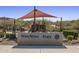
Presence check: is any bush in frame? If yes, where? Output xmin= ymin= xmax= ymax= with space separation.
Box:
xmin=67 ymin=35 xmax=73 ymax=41
xmin=63 ymin=30 xmax=78 ymax=40
xmin=6 ymin=33 xmax=10 ymax=38
xmin=0 ymin=32 xmax=16 ymax=39
xmin=6 ymin=33 xmax=16 ymax=39
xmin=0 ymin=32 xmax=4 ymax=38
xmin=9 ymin=34 xmax=16 ymax=39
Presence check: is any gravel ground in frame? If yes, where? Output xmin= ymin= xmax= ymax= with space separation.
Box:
xmin=0 ymin=40 xmax=17 ymax=45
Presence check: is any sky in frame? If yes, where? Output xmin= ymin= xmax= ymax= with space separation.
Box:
xmin=0 ymin=6 xmax=79 ymax=21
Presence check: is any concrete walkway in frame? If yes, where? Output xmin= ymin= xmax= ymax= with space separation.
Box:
xmin=0 ymin=45 xmax=79 ymax=53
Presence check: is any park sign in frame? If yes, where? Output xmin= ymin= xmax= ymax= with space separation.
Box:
xmin=17 ymin=32 xmax=64 ymax=45
xmin=17 ymin=7 xmax=63 ymax=45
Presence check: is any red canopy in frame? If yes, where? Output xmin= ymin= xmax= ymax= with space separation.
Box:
xmin=19 ymin=9 xmax=57 ymax=19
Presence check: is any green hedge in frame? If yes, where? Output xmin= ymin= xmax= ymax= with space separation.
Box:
xmin=63 ymin=30 xmax=78 ymax=40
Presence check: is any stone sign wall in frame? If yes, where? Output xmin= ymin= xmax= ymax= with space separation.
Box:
xmin=17 ymin=32 xmax=64 ymax=45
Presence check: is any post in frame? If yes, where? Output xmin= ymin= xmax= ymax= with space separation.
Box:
xmin=13 ymin=19 xmax=16 ymax=34
xmin=42 ymin=17 xmax=45 ymax=25
xmin=3 ymin=17 xmax=6 ymax=39
xmin=60 ymin=17 xmax=63 ymax=32
xmin=33 ymin=6 xmax=36 ymax=25
xmin=42 ymin=17 xmax=46 ymax=32
xmin=30 ymin=6 xmax=37 ymax=32
xmin=20 ymin=19 xmax=22 ymax=32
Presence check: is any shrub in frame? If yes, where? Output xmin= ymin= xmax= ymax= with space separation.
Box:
xmin=0 ymin=32 xmax=4 ymax=38
xmin=63 ymin=30 xmax=78 ymax=40
xmin=9 ymin=34 xmax=16 ymax=39
xmin=6 ymin=33 xmax=10 ymax=38
xmin=0 ymin=32 xmax=16 ymax=39
xmin=5 ymin=33 xmax=16 ymax=39
xmin=67 ymin=35 xmax=73 ymax=41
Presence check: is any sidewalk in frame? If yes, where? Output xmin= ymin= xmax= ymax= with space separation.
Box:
xmin=0 ymin=45 xmax=79 ymax=53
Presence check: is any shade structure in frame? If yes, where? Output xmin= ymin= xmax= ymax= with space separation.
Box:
xmin=19 ymin=9 xmax=57 ymax=19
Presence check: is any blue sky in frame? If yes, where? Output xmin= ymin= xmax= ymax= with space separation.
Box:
xmin=0 ymin=6 xmax=79 ymax=21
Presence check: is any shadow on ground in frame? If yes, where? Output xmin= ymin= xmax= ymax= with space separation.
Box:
xmin=13 ymin=44 xmax=66 ymax=49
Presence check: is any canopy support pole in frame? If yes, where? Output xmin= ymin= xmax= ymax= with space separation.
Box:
xmin=33 ymin=6 xmax=36 ymax=25
xmin=42 ymin=17 xmax=44 ymax=25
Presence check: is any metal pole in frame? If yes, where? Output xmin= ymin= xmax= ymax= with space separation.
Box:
xmin=60 ymin=17 xmax=63 ymax=32
xmin=3 ymin=17 xmax=6 ymax=39
xmin=13 ymin=19 xmax=16 ymax=34
xmin=42 ymin=17 xmax=44 ymax=25
xmin=33 ymin=6 xmax=36 ymax=24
